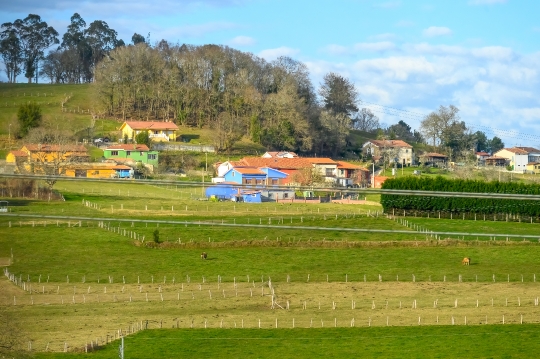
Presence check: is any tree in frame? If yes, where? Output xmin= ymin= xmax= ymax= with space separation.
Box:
xmin=474 ymin=131 xmax=488 ymax=152
xmin=387 ymin=120 xmax=415 ymax=142
xmin=319 ymin=72 xmax=358 ymax=116
xmin=17 ymin=102 xmax=41 ymax=137
xmin=352 ymin=108 xmax=379 ymax=132
xmin=13 ymin=14 xmax=59 ymax=83
xmin=135 ymin=131 xmax=150 ymax=147
xmin=131 ymin=33 xmax=146 ymax=45
xmin=420 ymin=105 xmax=460 ymax=147
xmin=153 ymin=229 xmax=160 ymax=243
xmin=85 ymin=20 xmax=119 ymax=75
xmin=488 ymin=136 xmax=504 ymax=154
xmin=319 ymin=110 xmax=350 ymax=156
xmin=61 ymin=13 xmax=91 ymax=83
xmin=0 ymin=27 xmax=22 ymax=83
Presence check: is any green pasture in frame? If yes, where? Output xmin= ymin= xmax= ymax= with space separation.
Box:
xmin=0 ymin=83 xmax=121 ymax=140
xmin=31 ymin=325 xmax=540 ymax=359
xmin=2 ymin=223 xmax=540 ymax=283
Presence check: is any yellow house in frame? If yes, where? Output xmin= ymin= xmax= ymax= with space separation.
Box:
xmin=65 ymin=164 xmax=133 ymax=178
xmin=526 ymin=162 xmax=540 ymax=174
xmin=120 ymin=121 xmax=179 ymax=142
xmin=18 ymin=144 xmax=89 ymax=162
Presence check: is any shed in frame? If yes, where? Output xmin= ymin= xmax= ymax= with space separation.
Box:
xmin=205 ymin=183 xmax=238 ymax=200
xmin=241 ymin=191 xmax=262 ymax=203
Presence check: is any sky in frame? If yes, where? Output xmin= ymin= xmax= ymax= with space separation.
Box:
xmin=2 ymin=0 xmax=540 ymax=147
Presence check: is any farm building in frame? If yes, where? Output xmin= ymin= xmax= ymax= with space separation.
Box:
xmin=65 ymin=164 xmax=133 ymax=178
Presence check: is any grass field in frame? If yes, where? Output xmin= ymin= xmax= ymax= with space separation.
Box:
xmin=3 ymin=179 xmax=540 ymax=356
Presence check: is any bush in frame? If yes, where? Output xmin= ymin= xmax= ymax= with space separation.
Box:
xmin=17 ymin=102 xmax=42 ymax=137
xmin=153 ymin=229 xmax=160 ymax=243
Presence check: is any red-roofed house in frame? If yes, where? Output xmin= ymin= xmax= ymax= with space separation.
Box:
xmin=103 ymin=144 xmax=159 ymax=168
xmin=494 ymin=147 xmax=530 ymax=172
xmin=476 ymin=151 xmax=490 ymax=165
xmin=120 ymin=121 xmax=179 ymax=142
xmin=335 ymin=161 xmax=370 ymax=187
xmin=362 ymin=139 xmax=413 ymax=166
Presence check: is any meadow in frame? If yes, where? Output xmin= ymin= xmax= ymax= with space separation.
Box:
xmin=2 ymin=178 xmax=540 ymax=357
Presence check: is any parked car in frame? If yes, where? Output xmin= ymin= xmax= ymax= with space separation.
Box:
xmin=94 ymin=138 xmax=103 ymax=144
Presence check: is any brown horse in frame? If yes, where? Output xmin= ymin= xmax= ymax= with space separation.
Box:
xmin=462 ymin=257 xmax=470 ymax=265
xmin=201 ymin=252 xmax=207 ymax=260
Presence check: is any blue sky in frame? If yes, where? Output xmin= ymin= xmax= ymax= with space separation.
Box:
xmin=2 ymin=0 xmax=540 ymax=147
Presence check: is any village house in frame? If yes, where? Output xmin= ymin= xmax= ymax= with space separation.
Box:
xmin=120 ymin=121 xmax=179 ymax=142
xmin=493 ymin=147 xmax=529 ymax=172
xmin=65 ymin=164 xmax=133 ymax=179
xmin=7 ymin=144 xmax=89 ymax=174
xmin=476 ymin=151 xmax=490 ymax=166
xmin=335 ymin=161 xmax=370 ymax=187
xmin=103 ymin=144 xmax=159 ymax=169
xmin=419 ymin=152 xmax=448 ymax=167
xmin=261 ymin=151 xmax=298 ymax=158
xmin=362 ymin=139 xmax=413 ymax=166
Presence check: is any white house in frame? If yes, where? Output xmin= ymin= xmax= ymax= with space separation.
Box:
xmin=493 ymin=147 xmax=529 ymax=172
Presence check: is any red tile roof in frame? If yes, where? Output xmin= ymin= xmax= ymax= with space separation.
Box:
xmin=9 ymin=150 xmax=28 ymax=157
xmin=367 ymin=140 xmax=412 ymax=148
xmin=516 ymin=147 xmax=540 ymax=153
xmin=123 ymin=121 xmax=179 ymax=130
xmin=240 ymin=157 xmax=312 ymax=170
xmin=503 ymin=147 xmax=528 ymax=154
xmin=306 ymin=157 xmax=337 ymax=164
xmin=233 ymin=167 xmax=266 ymax=175
xmin=106 ymin=144 xmax=150 ymax=151
xmin=23 ymin=144 xmax=88 ymax=153
xmin=336 ymin=161 xmax=368 ymax=170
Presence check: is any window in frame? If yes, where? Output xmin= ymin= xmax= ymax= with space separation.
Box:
xmin=325 ymin=168 xmax=333 ymax=176
xmin=271 ymin=179 xmax=278 ymax=185
xmin=140 ymin=151 xmax=144 ymax=156
xmin=126 ymin=151 xmax=131 ymax=156
xmin=232 ymin=172 xmax=235 ymax=177
xmin=283 ymin=193 xmax=289 ymax=198
xmin=111 ymin=151 xmax=118 ymax=156
xmin=148 ymin=154 xmax=156 ymax=160
xmin=256 ymin=179 xmax=263 ymax=185
xmin=251 ymin=194 xmax=257 ymax=197
xmin=92 ymin=171 xmax=99 ymax=175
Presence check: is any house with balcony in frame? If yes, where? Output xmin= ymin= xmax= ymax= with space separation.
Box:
xmin=103 ymin=144 xmax=159 ymax=169
xmin=335 ymin=161 xmax=370 ymax=187
xmin=120 ymin=121 xmax=179 ymax=142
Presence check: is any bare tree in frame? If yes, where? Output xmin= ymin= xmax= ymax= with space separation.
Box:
xmin=353 ymin=108 xmax=379 ymax=132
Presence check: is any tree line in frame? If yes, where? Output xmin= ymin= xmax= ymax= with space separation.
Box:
xmin=94 ymin=41 xmax=380 ymax=154
xmin=2 ymin=13 xmax=506 ymax=159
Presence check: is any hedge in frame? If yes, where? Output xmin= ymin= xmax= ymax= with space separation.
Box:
xmin=381 ymin=176 xmax=540 ymax=216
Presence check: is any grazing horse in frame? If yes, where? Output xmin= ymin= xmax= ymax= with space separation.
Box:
xmin=462 ymin=257 xmax=470 ymax=265
xmin=201 ymin=252 xmax=207 ymax=260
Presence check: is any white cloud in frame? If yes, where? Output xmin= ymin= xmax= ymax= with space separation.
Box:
xmin=321 ymin=42 xmax=396 ymax=56
xmin=471 ymin=46 xmax=514 ymax=61
xmin=423 ymin=26 xmax=452 ymax=37
xmin=354 ymin=41 xmax=396 ymax=52
xmin=468 ymin=0 xmax=507 ymax=5
xmin=258 ymin=47 xmax=300 ymax=61
xmin=228 ymin=36 xmax=255 ymax=47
